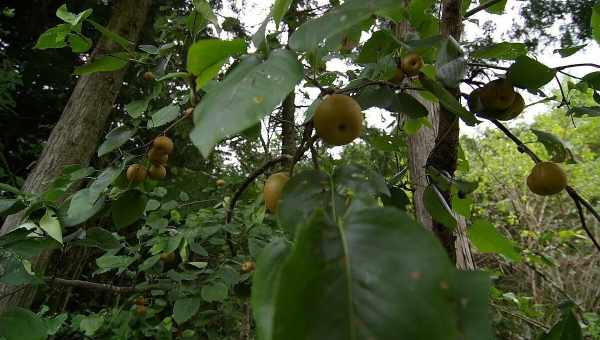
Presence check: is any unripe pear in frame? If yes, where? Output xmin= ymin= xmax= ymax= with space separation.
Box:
xmin=313 ymin=94 xmax=363 ymax=146
xmin=526 ymin=162 xmax=567 ymax=196
xmin=263 ymin=172 xmax=289 ymax=213
xmin=148 ymin=148 xmax=168 ymax=165
xmin=143 ymin=71 xmax=155 ymax=82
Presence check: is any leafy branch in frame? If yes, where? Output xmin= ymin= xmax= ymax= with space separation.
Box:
xmin=490 ymin=119 xmax=600 ymax=253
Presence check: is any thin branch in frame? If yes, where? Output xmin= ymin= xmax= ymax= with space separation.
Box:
xmin=567 ymin=187 xmax=600 ymax=252
xmin=48 ymin=277 xmax=162 ymax=293
xmin=554 ymin=63 xmax=600 ymax=71
xmin=467 ymin=62 xmax=509 ymax=71
xmin=489 ymin=120 xmax=541 ymax=163
xmin=464 ymin=0 xmax=505 ymax=18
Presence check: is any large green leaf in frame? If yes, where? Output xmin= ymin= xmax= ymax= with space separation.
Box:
xmin=97 ymin=126 xmax=135 ymax=156
xmin=147 ymin=104 xmax=180 ymax=128
xmin=256 ymin=207 xmax=493 ymax=340
xmin=0 ymin=199 xmax=25 ymax=217
xmin=56 ymin=4 xmax=92 ymax=26
xmin=96 ymin=254 xmax=136 ymax=269
xmin=0 ymin=307 xmax=48 ymax=340
xmin=252 ymin=238 xmax=290 ymax=340
xmin=125 ymin=98 xmax=151 ymax=118
xmin=193 ymin=0 xmax=220 ymax=32
xmin=74 ymin=53 xmax=129 ymax=75
xmin=173 ymin=297 xmax=202 ymax=324
xmin=423 ymin=184 xmax=457 ymax=230
xmin=201 ymin=282 xmax=228 ymax=302
xmin=507 ymin=56 xmax=556 ymax=90
xmin=190 ymin=49 xmax=303 ymax=157
xmin=419 ymin=75 xmax=479 ymax=125
xmin=272 ymin=0 xmax=294 ymax=28
xmin=471 ymin=42 xmax=527 ymax=60
xmin=483 ymin=0 xmax=507 ymax=14
xmin=531 ymin=129 xmax=577 ymax=164
xmin=289 ymin=0 xmax=400 ymax=51
xmin=34 ymin=24 xmax=71 ymax=49
xmin=111 ymin=190 xmax=148 ymax=229
xmin=468 ymin=219 xmax=521 ymax=262
xmin=592 ymin=3 xmax=600 ymax=45
xmin=87 ymin=19 xmax=133 ymax=52
xmin=355 ymin=30 xmax=400 ymax=64
xmin=186 ymin=39 xmax=246 ymax=89
xmin=39 ymin=209 xmax=62 ymax=244
xmin=569 ymin=106 xmax=600 ymax=117
xmin=74 ymin=227 xmax=121 ymax=250
xmin=354 ymin=85 xmax=429 ymax=118
xmin=538 ymin=308 xmax=582 ymax=340
xmin=63 ymin=189 xmax=106 ymax=227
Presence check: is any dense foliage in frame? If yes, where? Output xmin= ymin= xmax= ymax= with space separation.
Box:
xmin=1 ymin=0 xmax=600 ymax=339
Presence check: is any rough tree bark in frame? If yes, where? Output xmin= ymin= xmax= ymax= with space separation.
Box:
xmin=0 ymin=0 xmax=152 ymax=313
xmin=281 ymin=92 xmax=297 ymax=165
xmin=396 ymin=0 xmax=474 ymax=269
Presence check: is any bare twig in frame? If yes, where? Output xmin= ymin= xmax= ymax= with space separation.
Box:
xmin=467 ymin=62 xmax=509 ymax=71
xmin=47 ymin=277 xmax=162 ymax=293
xmin=554 ymin=63 xmax=600 ymax=71
xmin=567 ymin=187 xmax=600 ymax=252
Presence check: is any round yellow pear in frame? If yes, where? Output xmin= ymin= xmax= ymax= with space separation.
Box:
xmin=313 ymin=94 xmax=363 ymax=146
xmin=263 ymin=172 xmax=290 ymax=213
xmin=401 ymin=53 xmax=424 ymax=76
xmin=148 ymin=164 xmax=167 ymax=180
xmin=526 ymin=162 xmax=567 ymax=196
xmin=479 ymin=78 xmax=516 ymax=111
xmin=126 ymin=164 xmax=147 ymax=183
xmin=152 ymin=136 xmax=174 ymax=155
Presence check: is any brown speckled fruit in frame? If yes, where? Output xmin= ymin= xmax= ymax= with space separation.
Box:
xmin=143 ymin=71 xmax=155 ymax=82
xmin=527 ymin=162 xmax=567 ymax=196
xmin=126 ymin=164 xmax=147 ymax=183
xmin=160 ymin=252 xmax=176 ymax=264
xmin=216 ymin=179 xmax=226 ymax=188
xmin=241 ymin=261 xmax=256 ymax=273
xmin=148 ymin=164 xmax=167 ymax=180
xmin=401 ymin=53 xmax=424 ymax=76
xmin=152 ymin=136 xmax=174 ymax=154
xmin=264 ymin=172 xmax=290 ymax=213
xmin=135 ymin=305 xmax=147 ymax=316
xmin=498 ymin=92 xmax=525 ymax=121
xmin=133 ymin=296 xmax=145 ymax=306
xmin=147 ymin=148 xmax=168 ymax=165
xmin=479 ymin=78 xmax=516 ymax=111
xmin=313 ymin=94 xmax=363 ymax=146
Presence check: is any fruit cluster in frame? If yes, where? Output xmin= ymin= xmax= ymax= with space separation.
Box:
xmin=126 ymin=136 xmax=174 ymax=183
xmin=468 ymin=79 xmax=525 ymax=121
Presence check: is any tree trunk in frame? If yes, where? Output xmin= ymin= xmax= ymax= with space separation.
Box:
xmin=280 ymin=92 xmax=296 ymax=164
xmin=0 ymin=0 xmax=152 ymax=313
xmin=396 ymin=0 xmax=474 ymax=269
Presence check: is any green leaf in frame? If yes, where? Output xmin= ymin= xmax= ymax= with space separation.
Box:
xmin=592 ymin=3 xmax=600 ymax=45
xmin=138 ymin=254 xmax=160 ymax=271
xmin=66 ymin=34 xmax=92 ymax=53
xmin=507 ymin=56 xmax=556 ymax=90
xmin=423 ymin=185 xmax=457 ymax=229
xmin=257 ymin=208 xmax=493 ymax=340
xmin=87 ymin=19 xmax=133 ymax=52
xmin=581 ymin=71 xmax=600 ymax=91
xmin=201 ymin=282 xmax=228 ymax=302
xmin=193 ymin=0 xmax=220 ymax=32
xmin=483 ymin=0 xmax=507 ymax=14
xmin=74 ymin=53 xmax=129 ymax=75
xmin=553 ymin=45 xmax=586 ymax=58
xmin=0 ymin=257 xmax=38 ymax=285
xmin=455 ymin=272 xmax=495 ymax=340
xmin=355 ymin=86 xmax=429 ymax=118
xmin=39 ymin=209 xmax=62 ymax=244
xmin=97 ymin=126 xmax=135 ymax=156
xmin=34 ymin=24 xmax=70 ymax=49
xmin=289 ymin=0 xmax=399 ymax=51
xmin=63 ymin=189 xmax=106 ymax=227
xmin=96 ymin=254 xmax=135 ymax=269
xmin=538 ymin=309 xmax=582 ymax=340
xmin=0 ymin=182 xmax=22 ymax=195
xmin=356 ymin=30 xmax=400 ymax=64
xmin=0 ymin=307 xmax=47 ymax=340
xmin=186 ymin=39 xmax=246 ymax=89
xmin=468 ymin=219 xmax=521 ymax=262
xmin=79 ymin=315 xmax=104 ymax=337
xmin=190 ymin=49 xmax=303 ymax=157
xmin=56 ymin=4 xmax=92 ymax=26
xmin=139 ymin=44 xmax=159 ymax=54
xmin=273 ymin=0 xmax=294 ymax=28
xmin=125 ymin=98 xmax=150 ymax=118
xmin=0 ymin=199 xmax=25 ymax=217
xmin=419 ymin=74 xmax=479 ymax=125
xmin=111 ymin=190 xmax=148 ymax=229
xmin=147 ymin=104 xmax=180 ymax=128
xmin=75 ymin=227 xmax=121 ymax=250
xmin=471 ymin=42 xmax=527 ymax=60
xmin=531 ymin=129 xmax=577 ymax=163
xmin=173 ymin=298 xmax=202 ymax=324
xmin=252 ymin=238 xmax=290 ymax=340
xmin=45 ymin=313 xmax=68 ymax=336
xmin=569 ymin=106 xmax=600 ymax=117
